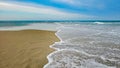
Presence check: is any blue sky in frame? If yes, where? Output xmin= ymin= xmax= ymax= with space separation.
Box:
xmin=0 ymin=0 xmax=120 ymax=20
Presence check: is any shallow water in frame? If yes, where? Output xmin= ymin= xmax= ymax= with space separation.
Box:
xmin=45 ymin=22 xmax=120 ymax=68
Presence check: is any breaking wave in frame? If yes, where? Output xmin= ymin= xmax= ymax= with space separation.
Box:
xmin=44 ymin=23 xmax=120 ymax=68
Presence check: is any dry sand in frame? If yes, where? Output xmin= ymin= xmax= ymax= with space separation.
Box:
xmin=0 ymin=30 xmax=59 ymax=68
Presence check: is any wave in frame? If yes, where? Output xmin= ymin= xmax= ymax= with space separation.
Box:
xmin=44 ymin=49 xmax=117 ymax=68
xmin=94 ymin=22 xmax=120 ymax=25
xmin=94 ymin=22 xmax=105 ymax=24
xmin=44 ymin=23 xmax=120 ymax=68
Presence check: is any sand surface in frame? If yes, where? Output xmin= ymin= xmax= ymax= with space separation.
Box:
xmin=0 ymin=30 xmax=59 ymax=68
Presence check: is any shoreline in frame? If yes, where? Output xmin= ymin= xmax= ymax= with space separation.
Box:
xmin=0 ymin=30 xmax=59 ymax=68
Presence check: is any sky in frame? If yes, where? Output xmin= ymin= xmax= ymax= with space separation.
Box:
xmin=0 ymin=0 xmax=120 ymax=20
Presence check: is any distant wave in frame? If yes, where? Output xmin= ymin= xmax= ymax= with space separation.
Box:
xmin=94 ymin=22 xmax=120 ymax=25
xmin=94 ymin=22 xmax=105 ymax=24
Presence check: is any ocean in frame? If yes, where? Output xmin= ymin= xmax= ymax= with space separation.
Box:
xmin=0 ymin=21 xmax=120 ymax=68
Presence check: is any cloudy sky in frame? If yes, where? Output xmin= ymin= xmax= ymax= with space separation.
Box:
xmin=0 ymin=0 xmax=120 ymax=20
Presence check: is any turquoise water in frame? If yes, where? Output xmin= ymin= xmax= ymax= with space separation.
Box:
xmin=0 ymin=20 xmax=120 ymax=27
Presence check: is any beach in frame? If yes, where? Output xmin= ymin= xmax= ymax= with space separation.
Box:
xmin=0 ymin=22 xmax=120 ymax=68
xmin=0 ymin=30 xmax=59 ymax=68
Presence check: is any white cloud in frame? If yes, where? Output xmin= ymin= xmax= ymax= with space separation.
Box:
xmin=0 ymin=2 xmax=65 ymax=15
xmin=0 ymin=2 xmax=92 ymax=20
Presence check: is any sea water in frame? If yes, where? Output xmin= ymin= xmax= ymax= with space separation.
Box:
xmin=0 ymin=21 xmax=60 ymax=31
xmin=44 ymin=22 xmax=120 ymax=68
xmin=0 ymin=21 xmax=120 ymax=68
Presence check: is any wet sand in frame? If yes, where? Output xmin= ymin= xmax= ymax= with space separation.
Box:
xmin=0 ymin=30 xmax=59 ymax=68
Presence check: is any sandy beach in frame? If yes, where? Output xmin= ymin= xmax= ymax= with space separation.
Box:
xmin=0 ymin=30 xmax=59 ymax=68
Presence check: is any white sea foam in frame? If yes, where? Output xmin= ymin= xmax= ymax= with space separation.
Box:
xmin=94 ymin=22 xmax=105 ymax=24
xmin=94 ymin=22 xmax=120 ymax=25
xmin=44 ymin=23 xmax=120 ymax=68
xmin=44 ymin=49 xmax=116 ymax=68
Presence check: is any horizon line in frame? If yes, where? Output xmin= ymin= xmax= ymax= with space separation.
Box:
xmin=0 ymin=20 xmax=120 ymax=22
